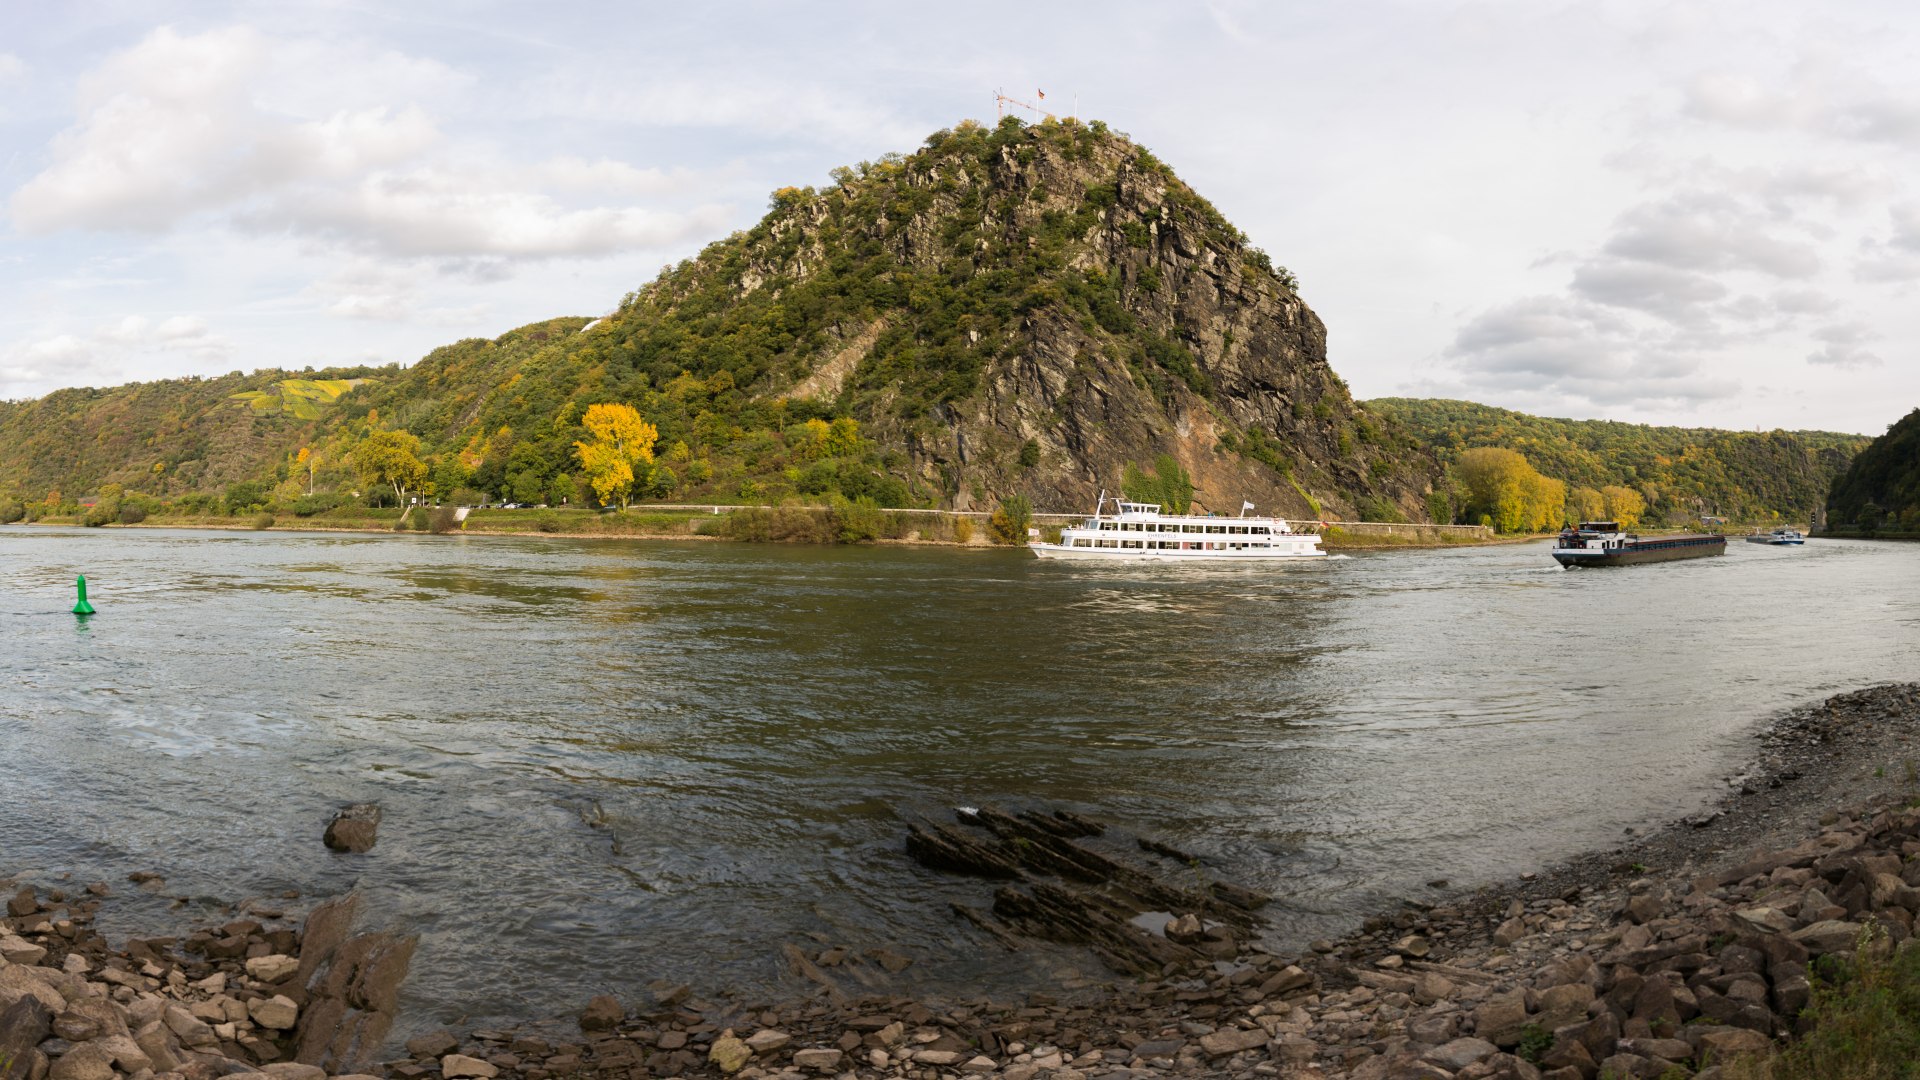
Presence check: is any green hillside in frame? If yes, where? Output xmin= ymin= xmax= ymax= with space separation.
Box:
xmin=1824 ymin=407 xmax=1920 ymax=536
xmin=0 ymin=117 xmax=1436 ymax=522
xmin=1371 ymin=398 xmax=1868 ymax=526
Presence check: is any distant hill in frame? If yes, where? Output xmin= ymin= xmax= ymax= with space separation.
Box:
xmin=1824 ymin=407 xmax=1920 ymax=536
xmin=0 ymin=117 xmax=1437 ymax=520
xmin=1370 ymin=398 xmax=1868 ymax=525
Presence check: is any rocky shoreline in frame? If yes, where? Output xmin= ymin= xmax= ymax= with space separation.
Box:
xmin=6 ymin=683 xmax=1920 ymax=1080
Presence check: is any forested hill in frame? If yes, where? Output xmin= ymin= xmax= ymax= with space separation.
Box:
xmin=1371 ymin=398 xmax=1869 ymax=525
xmin=1824 ymin=407 xmax=1920 ymax=536
xmin=0 ymin=117 xmax=1436 ymax=521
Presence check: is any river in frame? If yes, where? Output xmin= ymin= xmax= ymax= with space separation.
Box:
xmin=1 ymin=526 xmax=1916 ymax=1025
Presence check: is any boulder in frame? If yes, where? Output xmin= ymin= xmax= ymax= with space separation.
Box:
xmin=708 ymin=1034 xmax=751 ymax=1074
xmin=0 ymin=969 xmax=66 ymax=1014
xmin=5 ymin=890 xmax=35 ymax=919
xmin=792 ymin=1048 xmax=843 ymax=1072
xmin=439 ymin=1055 xmax=498 ymax=1079
xmin=577 ymin=995 xmax=624 ymax=1033
xmin=163 ymin=1004 xmax=217 ymax=1048
xmin=290 ymin=913 xmax=416 ymax=1073
xmin=1791 ymin=920 xmax=1863 ymax=955
xmin=1198 ymin=1026 xmax=1267 ymax=1058
xmin=1261 ymin=965 xmax=1314 ymax=996
xmin=1473 ymin=990 xmax=1530 ymax=1047
xmin=1691 ymin=1026 xmax=1772 ymax=1060
xmin=131 ymin=1020 xmax=182 ymax=1073
xmin=48 ymin=1043 xmax=113 ymax=1080
xmin=1492 ymin=917 xmax=1528 ymax=946
xmin=245 ymin=955 xmax=299 ymax=984
xmin=323 ymin=805 xmax=381 ymax=854
xmin=1423 ymin=1037 xmax=1498 ymax=1071
xmin=0 ymin=937 xmax=46 ymax=966
xmin=249 ymin=995 xmax=299 ymax=1031
xmin=743 ymin=1030 xmax=791 ymax=1055
xmin=0 ymin=996 xmax=53 ymax=1080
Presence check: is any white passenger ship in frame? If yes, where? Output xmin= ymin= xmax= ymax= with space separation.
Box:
xmin=1028 ymin=495 xmax=1328 ymax=562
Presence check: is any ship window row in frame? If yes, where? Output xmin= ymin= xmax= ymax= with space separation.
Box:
xmin=1095 ymin=522 xmax=1273 ymax=534
xmin=1068 ymin=538 xmax=1275 ymax=550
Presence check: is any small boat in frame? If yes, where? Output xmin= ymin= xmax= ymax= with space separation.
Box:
xmin=1744 ymin=527 xmax=1806 ymax=546
xmin=1551 ymin=521 xmax=1726 ymax=568
xmin=1029 ymin=494 xmax=1327 ymax=562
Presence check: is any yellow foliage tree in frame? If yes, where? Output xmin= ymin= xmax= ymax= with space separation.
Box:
xmin=574 ymin=403 xmax=658 ymax=508
xmin=1601 ymin=485 xmax=1646 ymax=529
xmin=355 ymin=429 xmax=427 ymax=509
xmin=1568 ymin=486 xmax=1606 ymax=523
xmin=1454 ymin=447 xmax=1567 ymax=534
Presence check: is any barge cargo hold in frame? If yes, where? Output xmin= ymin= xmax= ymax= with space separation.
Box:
xmin=1551 ymin=521 xmax=1727 ymax=568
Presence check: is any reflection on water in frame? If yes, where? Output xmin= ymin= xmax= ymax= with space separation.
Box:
xmin=1 ymin=525 xmax=1917 ymax=1026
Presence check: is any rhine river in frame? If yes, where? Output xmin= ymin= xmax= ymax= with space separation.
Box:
xmin=2 ymin=526 xmax=1916 ymax=1024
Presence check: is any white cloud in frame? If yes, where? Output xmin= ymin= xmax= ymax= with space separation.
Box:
xmin=0 ymin=53 xmax=24 ymax=81
xmin=1442 ymin=295 xmax=1742 ymax=412
xmin=0 ymin=314 xmax=233 ymax=399
xmin=10 ymin=26 xmax=731 ymax=266
xmin=1805 ymin=322 xmax=1882 ymax=369
xmin=1600 ymin=193 xmax=1821 ymax=279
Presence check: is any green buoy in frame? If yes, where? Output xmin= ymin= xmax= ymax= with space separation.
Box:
xmin=73 ymin=575 xmax=95 ymax=615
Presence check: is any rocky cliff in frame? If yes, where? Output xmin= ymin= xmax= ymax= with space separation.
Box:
xmin=607 ymin=116 xmax=1432 ymax=518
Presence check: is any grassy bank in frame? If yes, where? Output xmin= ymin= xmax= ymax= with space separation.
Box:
xmin=1729 ymin=934 xmax=1920 ymax=1079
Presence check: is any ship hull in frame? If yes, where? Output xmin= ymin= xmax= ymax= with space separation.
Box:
xmin=1552 ymin=535 xmax=1727 ymax=568
xmin=1029 ymin=542 xmax=1328 ymax=562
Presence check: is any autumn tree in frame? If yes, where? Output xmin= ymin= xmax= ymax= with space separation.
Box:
xmin=574 ymin=403 xmax=659 ymax=508
xmin=1454 ymin=447 xmax=1567 ymax=534
xmin=355 ymin=429 xmax=427 ymax=509
xmin=1568 ymin=486 xmax=1606 ymax=523
xmin=1601 ymin=485 xmax=1646 ymax=529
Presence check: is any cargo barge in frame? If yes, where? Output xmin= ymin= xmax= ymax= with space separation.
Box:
xmin=1551 ymin=521 xmax=1727 ymax=568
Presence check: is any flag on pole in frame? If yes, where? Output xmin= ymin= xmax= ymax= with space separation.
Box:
xmin=1242 ymin=501 xmax=1255 ymax=512
xmin=1037 ymin=89 xmax=1046 ymax=99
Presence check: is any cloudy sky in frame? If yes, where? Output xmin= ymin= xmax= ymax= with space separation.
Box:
xmin=3 ymin=1 xmax=1917 ymax=434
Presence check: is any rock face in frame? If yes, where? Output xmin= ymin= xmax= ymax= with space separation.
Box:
xmin=291 ymin=895 xmax=418 ymax=1073
xmin=621 ymin=119 xmax=1436 ymax=520
xmin=323 ymin=804 xmax=381 ymax=853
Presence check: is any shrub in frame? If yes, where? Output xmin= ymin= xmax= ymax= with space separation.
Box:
xmin=536 ymin=512 xmax=562 ymax=533
xmin=0 ymin=500 xmax=23 ymax=524
xmin=118 ymin=504 xmax=147 ymax=525
xmin=720 ymin=506 xmax=836 ymax=544
xmin=988 ymin=494 xmax=1032 ymax=544
xmin=1723 ymin=928 xmax=1920 ymax=1078
xmin=428 ymin=507 xmax=461 ymax=534
xmin=1357 ymin=496 xmax=1407 ymax=523
xmin=1018 ymin=439 xmax=1041 ymax=469
xmin=225 ymin=480 xmax=272 ymax=514
xmin=289 ymin=493 xmax=345 ymax=517
xmin=251 ymin=513 xmax=275 ymax=530
xmin=83 ymin=504 xmax=116 ymax=527
xmin=952 ymin=516 xmax=975 ymax=543
xmin=829 ymin=496 xmax=883 ymax=543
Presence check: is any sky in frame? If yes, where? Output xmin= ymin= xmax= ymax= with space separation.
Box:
xmin=2 ymin=1 xmax=1918 ymax=435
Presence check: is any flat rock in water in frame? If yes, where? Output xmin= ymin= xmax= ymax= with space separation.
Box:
xmin=324 ymin=804 xmax=381 ymax=853
xmin=577 ymin=994 xmax=624 ymax=1032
